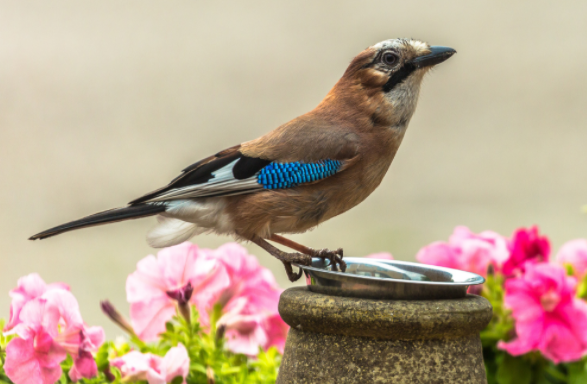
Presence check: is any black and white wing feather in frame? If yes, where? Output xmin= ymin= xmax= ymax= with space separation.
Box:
xmin=130 ymin=147 xmax=271 ymax=204
xmin=130 ymin=145 xmax=347 ymax=204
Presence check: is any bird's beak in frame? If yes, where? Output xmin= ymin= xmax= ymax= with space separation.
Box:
xmin=410 ymin=46 xmax=456 ymax=68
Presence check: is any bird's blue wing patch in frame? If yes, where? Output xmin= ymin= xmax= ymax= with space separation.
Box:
xmin=141 ymin=157 xmax=343 ymax=202
xmin=257 ymin=159 xmax=342 ymax=190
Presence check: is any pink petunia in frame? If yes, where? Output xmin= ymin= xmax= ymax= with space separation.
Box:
xmin=4 ymin=280 xmax=104 ymax=384
xmin=502 ymin=226 xmax=550 ymax=277
xmin=497 ymin=263 xmax=587 ymax=363
xmin=126 ymin=242 xmax=230 ymax=341
xmin=416 ymin=226 xmax=509 ymax=276
xmin=111 ymin=344 xmax=190 ymax=384
xmin=4 ymin=273 xmax=69 ymax=331
xmin=4 ymin=297 xmax=67 ymax=384
xmin=199 ymin=243 xmax=288 ymax=355
xmin=556 ymin=239 xmax=587 ymax=278
xmin=65 ymin=325 xmax=106 ymax=382
xmin=199 ymin=243 xmax=280 ymax=309
xmin=263 ymin=313 xmax=289 ymax=354
xmin=214 ymin=295 xmax=275 ymax=356
xmin=38 ymin=289 xmax=104 ymax=381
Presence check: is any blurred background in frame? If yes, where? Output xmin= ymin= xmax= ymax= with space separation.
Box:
xmin=1 ymin=1 xmax=586 ymax=336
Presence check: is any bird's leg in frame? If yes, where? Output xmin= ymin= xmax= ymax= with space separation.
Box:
xmin=268 ymin=234 xmax=347 ymax=273
xmin=250 ymin=235 xmax=311 ymax=282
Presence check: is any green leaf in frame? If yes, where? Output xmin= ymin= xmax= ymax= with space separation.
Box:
xmin=577 ymin=274 xmax=587 ymax=299
xmin=165 ymin=321 xmax=175 ymax=332
xmin=95 ymin=341 xmax=112 ymax=371
xmin=564 ymin=263 xmax=575 ymax=277
xmin=170 ymin=376 xmax=183 ymax=384
xmin=567 ymin=360 xmax=587 ymax=384
xmin=496 ymin=354 xmax=532 ymax=384
xmin=191 ymin=363 xmax=208 ymax=374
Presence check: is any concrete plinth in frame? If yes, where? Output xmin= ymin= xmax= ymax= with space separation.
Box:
xmin=277 ymin=287 xmax=492 ymax=384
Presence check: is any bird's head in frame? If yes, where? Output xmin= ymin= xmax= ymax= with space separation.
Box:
xmin=330 ymin=38 xmax=456 ymax=127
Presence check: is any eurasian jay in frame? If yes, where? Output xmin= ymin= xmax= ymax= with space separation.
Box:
xmin=30 ymin=38 xmax=456 ymax=281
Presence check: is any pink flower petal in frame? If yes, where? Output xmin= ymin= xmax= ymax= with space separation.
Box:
xmin=111 ymin=350 xmax=152 ymax=381
xmin=43 ymin=290 xmax=84 ymax=330
xmin=502 ymin=226 xmax=550 ymax=276
xmin=416 ymin=242 xmax=460 ymax=270
xmin=83 ymin=326 xmax=106 ymax=350
xmin=69 ymin=350 xmax=98 ymax=381
xmin=4 ymin=332 xmax=66 ymax=384
xmin=218 ymin=297 xmax=270 ymax=356
xmin=538 ymin=317 xmax=586 ymax=363
xmin=498 ymin=263 xmax=587 ymax=363
xmin=417 ymin=227 xmax=509 ymax=277
xmin=113 ymin=346 xmax=189 ymax=384
xmin=18 ymin=298 xmax=61 ymax=339
xmin=127 ymin=242 xmax=231 ymax=342
xmin=130 ymin=297 xmax=177 ymax=341
xmin=264 ymin=314 xmax=289 ymax=353
xmin=127 ymin=255 xmax=168 ymax=303
xmin=556 ymin=239 xmax=587 ymax=277
xmin=161 ymin=344 xmax=190 ymax=384
xmin=5 ymin=274 xmax=69 ymax=331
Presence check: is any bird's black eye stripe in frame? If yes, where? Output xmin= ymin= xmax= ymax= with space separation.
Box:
xmin=382 ymin=63 xmax=416 ymax=93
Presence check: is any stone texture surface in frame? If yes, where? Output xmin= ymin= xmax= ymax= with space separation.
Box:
xmin=277 ymin=287 xmax=492 ymax=384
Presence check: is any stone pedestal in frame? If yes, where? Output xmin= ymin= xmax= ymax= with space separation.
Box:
xmin=277 ymin=287 xmax=492 ymax=384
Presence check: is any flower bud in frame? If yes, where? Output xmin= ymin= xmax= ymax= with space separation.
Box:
xmin=166 ymin=282 xmax=194 ymax=306
xmin=100 ymin=300 xmax=137 ymax=337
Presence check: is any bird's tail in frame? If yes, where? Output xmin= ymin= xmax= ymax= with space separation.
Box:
xmin=29 ymin=204 xmax=166 ymax=240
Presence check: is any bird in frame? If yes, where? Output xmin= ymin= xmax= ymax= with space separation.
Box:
xmin=30 ymin=38 xmax=456 ymax=282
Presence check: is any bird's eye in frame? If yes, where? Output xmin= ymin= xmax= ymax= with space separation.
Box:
xmin=382 ymin=52 xmax=398 ymax=66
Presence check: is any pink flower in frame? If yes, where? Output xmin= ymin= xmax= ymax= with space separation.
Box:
xmin=497 ymin=263 xmax=587 ymax=363
xmin=218 ymin=297 xmax=269 ymax=355
xmin=556 ymin=239 xmax=587 ymax=277
xmin=40 ymin=289 xmax=105 ymax=381
xmin=199 ymin=243 xmax=280 ymax=310
xmin=416 ymin=226 xmax=508 ymax=276
xmin=5 ymin=289 xmax=104 ymax=384
xmin=5 ymin=273 xmax=69 ymax=331
xmin=199 ymin=243 xmax=288 ymax=355
xmin=502 ymin=226 xmax=550 ymax=276
xmin=66 ymin=326 xmax=105 ymax=382
xmin=126 ymin=242 xmax=230 ymax=341
xmin=365 ymin=252 xmax=394 ymax=260
xmin=111 ymin=344 xmax=190 ymax=384
xmin=264 ymin=313 xmax=289 ymax=353
xmin=4 ymin=297 xmax=67 ymax=384
xmin=218 ymin=292 xmax=287 ymax=355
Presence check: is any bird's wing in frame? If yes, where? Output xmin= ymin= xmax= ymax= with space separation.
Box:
xmin=130 ymin=139 xmax=359 ymax=204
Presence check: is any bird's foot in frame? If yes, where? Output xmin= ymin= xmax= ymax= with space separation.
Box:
xmin=249 ymin=235 xmax=312 ymax=282
xmin=278 ymin=253 xmax=311 ymax=282
xmin=312 ymin=248 xmax=346 ymax=273
xmin=281 ymin=261 xmax=304 ymax=282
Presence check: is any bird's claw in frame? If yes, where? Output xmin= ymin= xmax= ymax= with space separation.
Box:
xmin=280 ymin=253 xmax=311 ymax=282
xmin=282 ymin=261 xmax=304 ymax=282
xmin=314 ymin=248 xmax=346 ymax=272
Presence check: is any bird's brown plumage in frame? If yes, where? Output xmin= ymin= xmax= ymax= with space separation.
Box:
xmin=231 ymin=41 xmax=429 ymax=239
xmin=29 ymin=38 xmax=456 ymax=281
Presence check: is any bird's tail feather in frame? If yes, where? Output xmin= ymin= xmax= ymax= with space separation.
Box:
xmin=29 ymin=204 xmax=166 ymax=240
xmin=147 ymin=216 xmax=201 ymax=248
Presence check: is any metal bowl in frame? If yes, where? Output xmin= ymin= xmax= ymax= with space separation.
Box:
xmin=296 ymin=257 xmax=485 ymax=300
